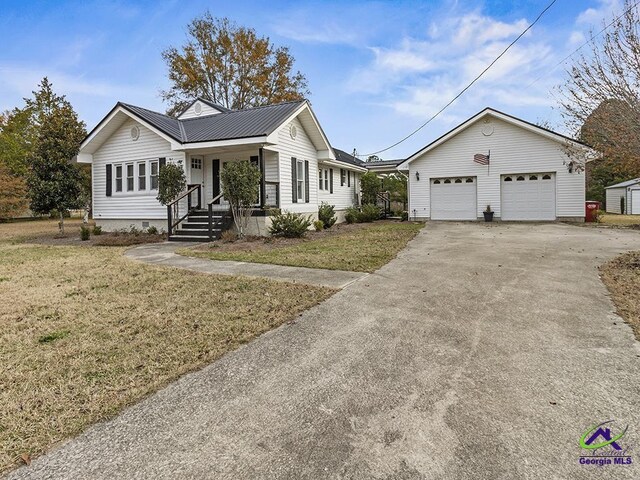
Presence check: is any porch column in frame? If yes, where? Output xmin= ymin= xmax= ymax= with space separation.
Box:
xmin=259 ymin=147 xmax=266 ymax=209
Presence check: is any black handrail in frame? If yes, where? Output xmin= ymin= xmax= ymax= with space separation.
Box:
xmin=376 ymin=191 xmax=391 ymax=218
xmin=167 ymin=184 xmax=201 ymax=236
xmin=207 ymin=193 xmax=225 ymax=240
xmin=264 ymin=181 xmax=280 ymax=208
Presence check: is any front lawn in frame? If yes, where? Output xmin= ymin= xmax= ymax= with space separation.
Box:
xmin=0 ymin=223 xmax=335 ymax=473
xmin=599 ymin=214 xmax=640 ymax=227
xmin=180 ymin=221 xmax=424 ymax=273
xmin=600 ymin=251 xmax=640 ymax=341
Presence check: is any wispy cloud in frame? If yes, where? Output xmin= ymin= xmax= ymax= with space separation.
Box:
xmin=576 ymin=0 xmax=622 ymax=25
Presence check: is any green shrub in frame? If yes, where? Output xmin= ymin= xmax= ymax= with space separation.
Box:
xmin=401 ymin=211 xmax=409 ymax=221
xmin=147 ymin=225 xmax=159 ymax=235
xmin=359 ymin=204 xmax=382 ymax=222
xmin=314 ymin=220 xmax=324 ymax=231
xmin=318 ymin=202 xmax=336 ymax=229
xmin=129 ymin=225 xmax=141 ymax=236
xmin=92 ymin=225 xmax=102 ymax=235
xmin=269 ymin=211 xmax=312 ymax=238
xmin=345 ymin=206 xmax=359 ymax=224
xmin=80 ymin=225 xmax=90 ymax=241
xmin=156 ymin=162 xmax=187 ymax=206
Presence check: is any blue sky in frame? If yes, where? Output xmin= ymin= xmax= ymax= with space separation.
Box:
xmin=0 ymin=0 xmax=622 ymax=159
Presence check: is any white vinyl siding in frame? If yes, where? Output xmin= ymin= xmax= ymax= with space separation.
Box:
xmin=318 ymin=166 xmax=361 ymax=209
xmin=178 ymin=101 xmax=224 ymax=119
xmin=273 ymin=117 xmax=318 ymax=213
xmin=605 ymin=187 xmax=626 ymax=214
xmin=92 ymin=118 xmax=184 ymax=220
xmin=407 ymin=116 xmax=585 ymax=220
xmin=631 ymin=189 xmax=640 ymax=214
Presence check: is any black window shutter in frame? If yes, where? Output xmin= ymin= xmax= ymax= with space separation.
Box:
xmin=291 ymin=157 xmax=297 ymax=203
xmin=348 ymin=171 xmax=351 ymax=187
xmin=329 ymin=168 xmax=334 ymax=194
xmin=106 ymin=164 xmax=112 ymax=197
xmin=304 ymin=160 xmax=310 ymax=203
xmin=212 ymin=159 xmax=220 ymax=203
xmin=340 ymin=169 xmax=345 ymax=186
xmin=159 ymin=157 xmax=166 ymax=169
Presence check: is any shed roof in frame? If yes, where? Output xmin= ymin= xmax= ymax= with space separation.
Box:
xmin=605 ymin=178 xmax=640 ymax=189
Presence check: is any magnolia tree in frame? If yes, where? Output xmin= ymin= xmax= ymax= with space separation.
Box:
xmin=220 ymin=160 xmax=261 ymax=237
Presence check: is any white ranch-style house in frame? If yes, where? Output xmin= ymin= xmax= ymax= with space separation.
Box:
xmin=77 ymin=98 xmax=367 ymax=240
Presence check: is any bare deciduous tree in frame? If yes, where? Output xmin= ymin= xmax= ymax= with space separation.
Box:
xmin=558 ymin=0 xmax=640 ymax=175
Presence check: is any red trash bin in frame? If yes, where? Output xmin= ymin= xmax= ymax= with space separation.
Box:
xmin=585 ymin=201 xmax=601 ymax=222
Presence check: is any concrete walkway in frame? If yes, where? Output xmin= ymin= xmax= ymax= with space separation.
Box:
xmin=124 ymin=242 xmax=368 ymax=289
xmin=9 ymin=223 xmax=640 ymax=479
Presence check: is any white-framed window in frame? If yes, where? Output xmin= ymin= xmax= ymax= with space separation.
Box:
xmin=340 ymin=169 xmax=346 ymax=186
xmin=150 ymin=161 xmax=159 ymax=190
xmin=138 ymin=162 xmax=146 ymax=190
xmin=324 ymin=169 xmax=329 ymax=191
xmin=115 ymin=165 xmax=123 ymax=192
xmin=191 ymin=157 xmax=202 ymax=170
xmin=126 ymin=163 xmax=134 ymax=191
xmin=319 ymin=170 xmax=323 ymax=190
xmin=296 ymin=160 xmax=305 ymax=202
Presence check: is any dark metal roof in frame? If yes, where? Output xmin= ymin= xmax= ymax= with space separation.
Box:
xmin=333 ymin=148 xmax=365 ymax=167
xmin=118 ymin=100 xmax=306 ymax=144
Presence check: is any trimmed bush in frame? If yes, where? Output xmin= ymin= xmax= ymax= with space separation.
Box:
xmin=314 ymin=220 xmax=324 ymax=231
xmin=92 ymin=225 xmax=102 ymax=235
xmin=269 ymin=212 xmax=312 ymax=238
xmin=318 ymin=202 xmax=336 ymax=229
xmin=401 ymin=211 xmax=409 ymax=221
xmin=147 ymin=225 xmax=159 ymax=235
xmin=345 ymin=206 xmax=359 ymax=224
xmin=80 ymin=225 xmax=90 ymax=241
xmin=359 ymin=204 xmax=382 ymax=222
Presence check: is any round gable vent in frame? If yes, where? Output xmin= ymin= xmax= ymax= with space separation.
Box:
xmin=130 ymin=125 xmax=140 ymax=141
xmin=290 ymin=124 xmax=298 ymax=139
xmin=194 ymin=102 xmax=202 ymax=115
xmin=481 ymin=120 xmax=494 ymax=136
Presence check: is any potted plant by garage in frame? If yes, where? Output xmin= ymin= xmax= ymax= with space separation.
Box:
xmin=483 ymin=205 xmax=494 ymax=222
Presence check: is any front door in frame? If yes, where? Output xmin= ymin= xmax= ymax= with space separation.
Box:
xmin=190 ymin=156 xmax=204 ymax=188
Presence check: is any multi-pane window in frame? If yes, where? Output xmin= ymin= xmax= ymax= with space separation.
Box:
xmin=340 ymin=169 xmax=346 ymax=186
xmin=115 ymin=165 xmax=123 ymax=192
xmin=319 ymin=170 xmax=323 ymax=190
xmin=324 ymin=169 xmax=329 ymax=191
xmin=150 ymin=161 xmax=159 ymax=190
xmin=138 ymin=162 xmax=146 ymax=190
xmin=296 ymin=160 xmax=305 ymax=202
xmin=126 ymin=163 xmax=134 ymax=191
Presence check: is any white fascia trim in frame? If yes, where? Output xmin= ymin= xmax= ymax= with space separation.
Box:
xmin=319 ymin=159 xmax=368 ymax=172
xmin=76 ymin=153 xmax=93 ymax=164
xmin=81 ymin=106 xmax=181 ymax=153
xmin=176 ymin=136 xmax=270 ymax=150
xmin=397 ymin=108 xmax=595 ymax=169
xmin=274 ymin=102 xmax=335 ymax=158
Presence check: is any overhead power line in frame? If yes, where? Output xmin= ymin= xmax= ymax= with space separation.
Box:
xmin=524 ymin=0 xmax=640 ymax=90
xmin=360 ymin=0 xmax=558 ymax=157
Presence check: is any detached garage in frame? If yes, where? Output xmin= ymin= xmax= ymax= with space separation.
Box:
xmin=605 ymin=178 xmax=640 ymax=214
xmin=398 ymin=108 xmax=594 ymax=222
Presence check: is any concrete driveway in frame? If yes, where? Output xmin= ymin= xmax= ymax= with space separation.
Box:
xmin=9 ymin=223 xmax=640 ymax=480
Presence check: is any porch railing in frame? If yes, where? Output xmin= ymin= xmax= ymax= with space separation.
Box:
xmin=167 ymin=184 xmax=201 ymax=236
xmin=376 ymin=191 xmax=391 ymax=218
xmin=208 ymin=193 xmax=229 ymax=240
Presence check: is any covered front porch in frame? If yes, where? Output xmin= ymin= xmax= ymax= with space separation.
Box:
xmin=167 ymin=144 xmax=280 ymax=241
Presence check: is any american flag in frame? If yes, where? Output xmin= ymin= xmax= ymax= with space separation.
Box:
xmin=474 ymin=152 xmax=490 ymax=165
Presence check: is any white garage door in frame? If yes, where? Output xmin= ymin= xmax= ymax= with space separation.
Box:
xmin=631 ymin=190 xmax=640 ymax=215
xmin=430 ymin=177 xmax=477 ymax=220
xmin=501 ymin=173 xmax=556 ymax=221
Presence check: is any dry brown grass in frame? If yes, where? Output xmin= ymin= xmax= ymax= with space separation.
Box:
xmin=0 ymin=218 xmax=90 ymax=243
xmin=600 ymin=214 xmax=640 ymax=226
xmin=0 ymin=233 xmax=335 ymax=473
xmin=600 ymin=251 xmax=640 ymax=341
